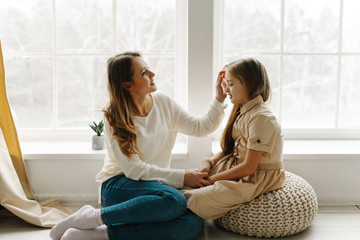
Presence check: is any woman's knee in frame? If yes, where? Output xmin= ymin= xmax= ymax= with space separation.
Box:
xmin=178 ymin=210 xmax=203 ymax=240
xmin=162 ymin=188 xmax=187 ymax=217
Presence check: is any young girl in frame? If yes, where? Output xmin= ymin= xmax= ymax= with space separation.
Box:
xmin=50 ymin=52 xmax=228 ymax=240
xmin=182 ymin=58 xmax=285 ymax=220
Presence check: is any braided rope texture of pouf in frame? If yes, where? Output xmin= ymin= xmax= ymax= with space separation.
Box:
xmin=215 ymin=171 xmax=318 ymax=238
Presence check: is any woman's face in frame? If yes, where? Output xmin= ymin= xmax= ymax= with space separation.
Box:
xmin=129 ymin=57 xmax=157 ymax=95
xmin=225 ymin=70 xmax=250 ymax=106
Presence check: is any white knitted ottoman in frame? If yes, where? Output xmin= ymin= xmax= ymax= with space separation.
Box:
xmin=215 ymin=171 xmax=318 ymax=238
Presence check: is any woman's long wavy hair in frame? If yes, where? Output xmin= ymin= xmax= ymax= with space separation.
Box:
xmin=103 ymin=52 xmax=143 ymax=159
xmin=220 ymin=58 xmax=271 ymax=155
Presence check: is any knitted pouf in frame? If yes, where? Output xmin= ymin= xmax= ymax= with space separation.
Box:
xmin=215 ymin=171 xmax=318 ymax=238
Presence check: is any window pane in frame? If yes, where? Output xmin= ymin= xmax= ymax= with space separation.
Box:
xmin=284 ymin=0 xmax=339 ymax=53
xmin=249 ymin=55 xmax=280 ymax=116
xmin=221 ymin=0 xmax=360 ymax=135
xmin=56 ymin=0 xmax=113 ymax=53
xmin=5 ymin=57 xmax=53 ymax=128
xmin=339 ymin=56 xmax=360 ymax=127
xmin=144 ymin=56 xmax=175 ymax=98
xmin=282 ymin=56 xmax=337 ymax=128
xmin=57 ymin=57 xmax=108 ymax=128
xmin=116 ymin=0 xmax=176 ymax=53
xmin=0 ymin=0 xmax=53 ymax=53
xmin=224 ymin=0 xmax=281 ymax=57
xmin=342 ymin=0 xmax=360 ymax=52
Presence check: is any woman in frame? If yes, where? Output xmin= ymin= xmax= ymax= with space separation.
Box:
xmin=50 ymin=52 xmax=227 ymax=240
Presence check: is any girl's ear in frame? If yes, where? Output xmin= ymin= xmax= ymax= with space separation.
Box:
xmin=122 ymin=82 xmax=132 ymax=90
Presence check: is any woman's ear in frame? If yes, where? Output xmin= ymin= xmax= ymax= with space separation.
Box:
xmin=122 ymin=82 xmax=132 ymax=90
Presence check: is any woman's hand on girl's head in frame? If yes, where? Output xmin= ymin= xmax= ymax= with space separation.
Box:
xmin=184 ymin=169 xmax=211 ymax=188
xmin=215 ymin=65 xmax=228 ymax=103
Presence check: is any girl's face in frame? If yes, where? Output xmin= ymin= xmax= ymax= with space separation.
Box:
xmin=225 ymin=70 xmax=250 ymax=106
xmin=129 ymin=57 xmax=157 ymax=95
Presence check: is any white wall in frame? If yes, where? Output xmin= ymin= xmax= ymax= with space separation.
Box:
xmin=25 ymin=158 xmax=102 ymax=205
xmin=24 ymin=152 xmax=360 ymax=206
xmin=283 ymin=157 xmax=360 ymax=205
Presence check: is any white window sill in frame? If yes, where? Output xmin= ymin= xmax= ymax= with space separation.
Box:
xmin=21 ymin=140 xmax=360 ymax=161
xmin=21 ymin=141 xmax=188 ymax=160
xmin=282 ymin=140 xmax=360 ymax=160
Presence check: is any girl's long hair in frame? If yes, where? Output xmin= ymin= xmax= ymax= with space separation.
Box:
xmin=220 ymin=58 xmax=271 ymax=155
xmin=103 ymin=52 xmax=143 ymax=159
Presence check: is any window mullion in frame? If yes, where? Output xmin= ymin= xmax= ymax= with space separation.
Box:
xmin=187 ymin=0 xmax=214 ymax=166
xmin=278 ymin=0 xmax=285 ymax=124
xmin=175 ymin=0 xmax=188 ymax=108
xmin=113 ymin=0 xmax=116 ymax=52
xmin=335 ymin=0 xmax=345 ymax=128
xmin=213 ymin=0 xmax=224 ymax=83
xmin=53 ymin=0 xmax=58 ymax=130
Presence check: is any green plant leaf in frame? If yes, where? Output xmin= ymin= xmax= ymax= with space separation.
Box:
xmin=89 ymin=120 xmax=104 ymax=136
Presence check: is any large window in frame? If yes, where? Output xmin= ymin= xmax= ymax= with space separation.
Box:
xmin=0 ymin=0 xmax=186 ymax=140
xmin=2 ymin=0 xmax=360 ymax=142
xmin=215 ymin=0 xmax=360 ymax=139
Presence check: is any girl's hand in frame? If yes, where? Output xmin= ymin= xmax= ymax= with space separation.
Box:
xmin=205 ymin=175 xmax=216 ymax=185
xmin=184 ymin=169 xmax=211 ymax=188
xmin=215 ymin=65 xmax=228 ymax=103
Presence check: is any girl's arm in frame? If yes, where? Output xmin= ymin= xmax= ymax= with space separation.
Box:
xmin=212 ymin=151 xmax=226 ymax=165
xmin=207 ymin=149 xmax=262 ymax=183
xmin=198 ymin=151 xmax=226 ymax=173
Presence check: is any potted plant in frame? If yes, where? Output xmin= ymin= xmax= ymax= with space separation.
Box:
xmin=89 ymin=120 xmax=105 ymax=150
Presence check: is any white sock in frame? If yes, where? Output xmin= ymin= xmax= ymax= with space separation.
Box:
xmin=50 ymin=205 xmax=103 ymax=240
xmin=60 ymin=225 xmax=109 ymax=240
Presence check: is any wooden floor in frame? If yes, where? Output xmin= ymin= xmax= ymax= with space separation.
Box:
xmin=0 ymin=205 xmax=359 ymax=240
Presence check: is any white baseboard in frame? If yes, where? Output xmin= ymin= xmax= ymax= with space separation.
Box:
xmin=35 ymin=193 xmax=99 ymax=206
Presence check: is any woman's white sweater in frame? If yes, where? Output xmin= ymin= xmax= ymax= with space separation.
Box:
xmin=95 ymin=91 xmax=226 ymax=188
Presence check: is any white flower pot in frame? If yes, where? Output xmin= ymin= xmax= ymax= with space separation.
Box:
xmin=92 ymin=135 xmax=105 ymax=150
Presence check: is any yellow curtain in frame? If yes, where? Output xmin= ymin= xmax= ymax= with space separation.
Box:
xmin=0 ymin=40 xmax=72 ymax=227
xmin=0 ymin=41 xmax=35 ymax=200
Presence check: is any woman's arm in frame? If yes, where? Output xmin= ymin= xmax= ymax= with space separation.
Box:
xmin=172 ymin=71 xmax=227 ymax=137
xmin=207 ymin=149 xmax=262 ymax=183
